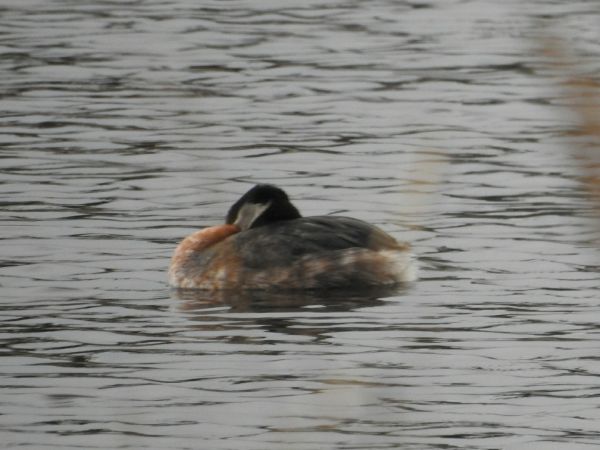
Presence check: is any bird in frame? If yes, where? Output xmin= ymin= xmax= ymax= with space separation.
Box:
xmin=168 ymin=184 xmax=416 ymax=290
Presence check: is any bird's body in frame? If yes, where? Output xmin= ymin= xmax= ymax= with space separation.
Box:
xmin=168 ymin=185 xmax=416 ymax=290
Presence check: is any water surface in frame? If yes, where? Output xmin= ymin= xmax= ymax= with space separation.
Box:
xmin=2 ymin=1 xmax=600 ymax=449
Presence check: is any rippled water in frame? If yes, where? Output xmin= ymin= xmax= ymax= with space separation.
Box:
xmin=2 ymin=0 xmax=600 ymax=449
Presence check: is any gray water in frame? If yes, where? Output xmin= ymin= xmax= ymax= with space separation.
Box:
xmin=2 ymin=0 xmax=600 ymax=449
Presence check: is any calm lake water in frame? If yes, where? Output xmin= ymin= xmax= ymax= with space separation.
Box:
xmin=2 ymin=0 xmax=600 ymax=449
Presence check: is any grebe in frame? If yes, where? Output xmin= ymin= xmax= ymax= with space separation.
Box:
xmin=169 ymin=184 xmax=416 ymax=290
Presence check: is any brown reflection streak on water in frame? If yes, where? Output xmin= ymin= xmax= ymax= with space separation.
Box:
xmin=545 ymin=39 xmax=600 ymax=219
xmin=2 ymin=0 xmax=600 ymax=449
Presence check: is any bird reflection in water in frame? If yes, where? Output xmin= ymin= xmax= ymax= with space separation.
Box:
xmin=172 ymin=286 xmax=407 ymax=341
xmin=173 ymin=285 xmax=406 ymax=314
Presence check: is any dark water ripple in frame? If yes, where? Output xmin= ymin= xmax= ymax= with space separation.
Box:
xmin=2 ymin=0 xmax=600 ymax=449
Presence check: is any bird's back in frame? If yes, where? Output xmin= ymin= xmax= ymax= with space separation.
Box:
xmin=232 ymin=216 xmax=406 ymax=269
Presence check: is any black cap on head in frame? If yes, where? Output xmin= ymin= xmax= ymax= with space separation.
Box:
xmin=226 ymin=184 xmax=301 ymax=229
